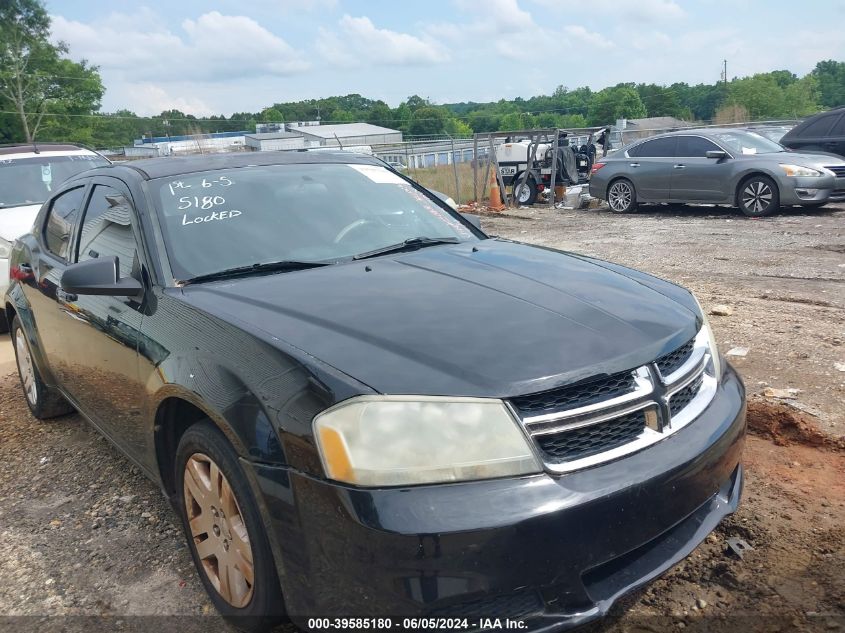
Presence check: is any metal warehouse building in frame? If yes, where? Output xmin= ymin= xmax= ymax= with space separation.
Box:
xmin=287 ymin=123 xmax=402 ymax=147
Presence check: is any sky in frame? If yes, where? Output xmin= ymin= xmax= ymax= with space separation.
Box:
xmin=46 ymin=0 xmax=845 ymax=118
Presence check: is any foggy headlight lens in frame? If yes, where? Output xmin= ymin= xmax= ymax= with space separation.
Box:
xmin=779 ymin=164 xmax=822 ymax=177
xmin=314 ymin=396 xmax=542 ymax=487
xmin=692 ymin=295 xmax=722 ymax=380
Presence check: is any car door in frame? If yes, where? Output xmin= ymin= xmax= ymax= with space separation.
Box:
xmin=626 ymin=137 xmax=677 ymax=201
xmin=53 ymin=179 xmax=148 ymax=453
xmin=670 ymin=135 xmax=734 ymax=202
xmin=784 ymin=112 xmax=838 ymax=153
xmin=23 ymin=185 xmax=89 ymax=385
xmin=826 ymin=113 xmax=845 ymax=158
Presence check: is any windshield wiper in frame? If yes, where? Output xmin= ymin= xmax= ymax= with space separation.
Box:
xmin=179 ymin=260 xmax=331 ymax=286
xmin=353 ymin=236 xmax=461 ymax=260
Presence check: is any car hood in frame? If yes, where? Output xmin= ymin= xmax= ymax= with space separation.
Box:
xmin=0 ymin=204 xmax=41 ymax=242
xmin=178 ymin=240 xmax=700 ymax=397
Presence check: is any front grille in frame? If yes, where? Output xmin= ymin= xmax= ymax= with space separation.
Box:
xmin=535 ymin=410 xmax=647 ymax=462
xmin=510 ymin=370 xmax=636 ymax=415
xmin=825 ymin=165 xmax=845 ymax=177
xmin=427 ymin=589 xmax=543 ymax=621
xmin=655 ymin=338 xmax=695 ymax=377
xmin=668 ymin=373 xmax=704 ymax=417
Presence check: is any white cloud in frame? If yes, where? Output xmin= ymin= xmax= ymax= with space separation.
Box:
xmin=117 ymin=83 xmax=216 ymax=117
xmin=316 ymin=15 xmax=450 ymax=68
xmin=532 ymin=0 xmax=684 ymax=21
xmin=51 ymin=10 xmax=308 ymax=81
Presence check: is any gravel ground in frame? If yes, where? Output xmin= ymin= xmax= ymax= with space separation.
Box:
xmin=0 ymin=201 xmax=843 ymax=632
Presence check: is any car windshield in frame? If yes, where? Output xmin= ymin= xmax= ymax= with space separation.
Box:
xmin=0 ymin=153 xmax=108 ymax=208
xmin=710 ymin=131 xmax=784 ymax=155
xmin=152 ymin=162 xmax=478 ymax=281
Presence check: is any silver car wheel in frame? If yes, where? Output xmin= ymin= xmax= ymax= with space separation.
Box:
xmin=15 ymin=329 xmax=38 ymax=405
xmin=515 ymin=183 xmax=531 ymax=204
xmin=608 ymin=181 xmax=633 ymax=211
xmin=742 ymin=181 xmax=773 ymax=214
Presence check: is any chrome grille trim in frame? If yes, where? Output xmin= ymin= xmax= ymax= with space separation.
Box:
xmin=521 ymin=367 xmax=652 ymax=427
xmin=509 ymin=327 xmax=717 ymax=474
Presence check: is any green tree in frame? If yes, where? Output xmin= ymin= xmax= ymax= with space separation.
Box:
xmin=408 ymin=106 xmax=447 ymax=136
xmin=0 ymin=0 xmax=103 ymax=142
xmin=588 ymin=85 xmax=647 ymax=125
xmin=260 ymin=107 xmax=284 ymax=122
xmin=811 ymin=60 xmax=845 ymax=108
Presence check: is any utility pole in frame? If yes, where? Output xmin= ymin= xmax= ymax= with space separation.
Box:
xmin=722 ymin=59 xmax=728 ymax=86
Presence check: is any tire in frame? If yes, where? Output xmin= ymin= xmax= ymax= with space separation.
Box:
xmin=513 ymin=176 xmax=538 ymax=205
xmin=0 ymin=312 xmax=8 ymax=334
xmin=176 ymin=422 xmax=285 ymax=633
xmin=10 ymin=316 xmax=73 ymax=419
xmin=607 ymin=178 xmax=638 ymax=213
xmin=737 ymin=175 xmax=779 ymax=217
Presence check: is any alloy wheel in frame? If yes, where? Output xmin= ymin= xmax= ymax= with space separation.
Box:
xmin=742 ymin=181 xmax=773 ymax=214
xmin=608 ymin=181 xmax=633 ymax=211
xmin=184 ymin=452 xmax=255 ymax=608
xmin=15 ymin=330 xmax=37 ymax=405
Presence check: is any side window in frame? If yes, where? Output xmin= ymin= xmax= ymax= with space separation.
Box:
xmin=44 ymin=187 xmax=86 ymax=260
xmin=77 ymin=184 xmax=140 ymax=281
xmin=676 ymin=136 xmax=722 ymax=157
xmin=829 ymin=115 xmax=845 ymax=137
xmin=629 ymin=137 xmax=677 ymax=157
xmin=799 ymin=114 xmax=835 ymax=138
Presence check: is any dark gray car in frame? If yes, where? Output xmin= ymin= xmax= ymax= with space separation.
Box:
xmin=589 ymin=128 xmax=845 ymax=217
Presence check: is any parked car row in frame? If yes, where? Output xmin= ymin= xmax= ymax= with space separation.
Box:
xmin=589 ymin=127 xmax=845 ymax=216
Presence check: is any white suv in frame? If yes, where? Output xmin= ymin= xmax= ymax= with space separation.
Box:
xmin=0 ymin=143 xmax=109 ymax=331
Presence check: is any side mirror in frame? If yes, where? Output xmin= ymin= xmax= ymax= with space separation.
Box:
xmin=61 ymin=256 xmax=143 ymax=297
xmin=461 ymin=213 xmax=482 ymax=230
xmin=706 ymin=150 xmax=728 ymax=160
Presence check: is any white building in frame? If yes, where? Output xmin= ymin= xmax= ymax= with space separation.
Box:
xmin=245 ymin=132 xmax=314 ymax=152
xmin=286 ymin=123 xmax=402 ymax=147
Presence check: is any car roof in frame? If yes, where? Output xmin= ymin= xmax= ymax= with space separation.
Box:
xmin=117 ymin=150 xmax=384 ymax=180
xmin=0 ymin=143 xmax=98 ymax=156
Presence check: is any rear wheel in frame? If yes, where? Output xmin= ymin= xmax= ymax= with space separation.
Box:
xmin=607 ymin=178 xmax=638 ymax=213
xmin=513 ymin=177 xmax=538 ymax=205
xmin=176 ymin=422 xmax=285 ymax=632
xmin=11 ymin=316 xmax=73 ymax=419
xmin=737 ymin=175 xmax=779 ymax=217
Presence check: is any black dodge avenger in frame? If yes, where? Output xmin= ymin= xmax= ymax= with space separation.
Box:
xmin=4 ymin=152 xmax=745 ymax=631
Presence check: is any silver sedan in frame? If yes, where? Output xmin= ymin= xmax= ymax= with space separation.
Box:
xmin=588 ymin=128 xmax=845 ymax=216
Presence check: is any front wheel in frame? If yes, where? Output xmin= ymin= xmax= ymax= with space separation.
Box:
xmin=738 ymin=176 xmax=779 ymax=217
xmin=177 ymin=422 xmax=285 ymax=632
xmin=513 ymin=177 xmax=538 ymax=206
xmin=607 ymin=178 xmax=638 ymax=213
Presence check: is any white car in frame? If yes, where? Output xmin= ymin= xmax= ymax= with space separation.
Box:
xmin=0 ymin=144 xmax=109 ymax=331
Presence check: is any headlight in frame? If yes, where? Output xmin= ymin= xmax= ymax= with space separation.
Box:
xmin=313 ymin=396 xmax=542 ymax=487
xmin=0 ymin=237 xmax=10 ymax=259
xmin=692 ymin=295 xmax=723 ymax=381
xmin=779 ymin=164 xmax=823 ymax=177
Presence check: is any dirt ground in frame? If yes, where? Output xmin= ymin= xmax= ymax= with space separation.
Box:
xmin=0 ymin=201 xmax=843 ymax=632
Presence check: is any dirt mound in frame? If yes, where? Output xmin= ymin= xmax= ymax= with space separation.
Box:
xmin=747 ymin=399 xmax=844 ymax=450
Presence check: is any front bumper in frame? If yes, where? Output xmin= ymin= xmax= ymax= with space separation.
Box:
xmin=250 ymin=365 xmax=745 ymax=630
xmin=780 ymin=174 xmax=836 ymax=205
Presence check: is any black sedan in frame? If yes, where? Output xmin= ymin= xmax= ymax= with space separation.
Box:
xmin=4 ymin=152 xmax=745 ymax=631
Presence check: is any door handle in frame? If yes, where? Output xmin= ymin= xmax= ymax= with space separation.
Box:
xmin=673 ymin=164 xmax=686 ymax=169
xmin=18 ymin=263 xmax=33 ymax=274
xmin=56 ymin=288 xmax=77 ymax=303
xmin=629 ymin=162 xmax=640 ymax=167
